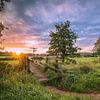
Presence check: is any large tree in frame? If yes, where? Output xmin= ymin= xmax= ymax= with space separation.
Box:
xmin=48 ymin=21 xmax=78 ymax=63
xmin=93 ymin=38 xmax=100 ymax=55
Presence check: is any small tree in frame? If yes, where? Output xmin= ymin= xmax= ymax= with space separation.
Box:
xmin=48 ymin=21 xmax=78 ymax=63
xmin=93 ymin=38 xmax=100 ymax=56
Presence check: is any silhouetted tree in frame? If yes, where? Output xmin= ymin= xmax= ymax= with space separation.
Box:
xmin=0 ymin=0 xmax=11 ymax=11
xmin=48 ymin=21 xmax=78 ymax=63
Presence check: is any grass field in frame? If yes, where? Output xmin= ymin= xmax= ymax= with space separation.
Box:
xmin=0 ymin=56 xmax=100 ymax=100
xmin=41 ymin=56 xmax=100 ymax=70
xmin=41 ymin=57 xmax=100 ymax=94
xmin=0 ymin=55 xmax=19 ymax=64
xmin=59 ymin=57 xmax=100 ymax=69
xmin=0 ymin=61 xmax=99 ymax=100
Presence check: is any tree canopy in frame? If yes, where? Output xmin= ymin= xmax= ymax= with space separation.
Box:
xmin=48 ymin=21 xmax=78 ymax=63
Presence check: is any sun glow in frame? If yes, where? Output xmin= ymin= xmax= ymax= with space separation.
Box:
xmin=6 ymin=48 xmax=25 ymax=55
xmin=12 ymin=49 xmax=22 ymax=55
xmin=16 ymin=52 xmax=21 ymax=55
xmin=5 ymin=47 xmax=47 ymax=54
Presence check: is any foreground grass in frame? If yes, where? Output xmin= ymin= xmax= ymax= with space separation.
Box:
xmin=0 ymin=71 xmax=58 ymax=100
xmin=0 ymin=71 xmax=98 ymax=100
xmin=0 ymin=61 xmax=99 ymax=100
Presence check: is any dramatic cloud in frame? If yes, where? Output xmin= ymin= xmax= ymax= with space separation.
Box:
xmin=0 ymin=0 xmax=100 ymax=53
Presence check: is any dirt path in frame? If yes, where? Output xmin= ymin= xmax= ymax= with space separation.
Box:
xmin=29 ymin=62 xmax=100 ymax=99
xmin=45 ymin=86 xmax=100 ymax=99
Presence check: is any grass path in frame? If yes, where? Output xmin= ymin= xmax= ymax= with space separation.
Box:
xmin=29 ymin=62 xmax=100 ymax=99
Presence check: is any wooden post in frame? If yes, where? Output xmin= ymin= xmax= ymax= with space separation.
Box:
xmin=24 ymin=56 xmax=30 ymax=73
xmin=46 ymin=55 xmax=49 ymax=64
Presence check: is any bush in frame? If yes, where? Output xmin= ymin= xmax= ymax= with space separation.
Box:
xmin=83 ymin=75 xmax=100 ymax=92
xmin=71 ymin=74 xmax=100 ymax=93
xmin=79 ymin=66 xmax=94 ymax=74
xmin=61 ymin=74 xmax=78 ymax=90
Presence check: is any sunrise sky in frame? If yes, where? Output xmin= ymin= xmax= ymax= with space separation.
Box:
xmin=0 ymin=0 xmax=100 ymax=54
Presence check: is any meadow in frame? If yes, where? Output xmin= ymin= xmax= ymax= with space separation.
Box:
xmin=0 ymin=55 xmax=100 ymax=100
xmin=41 ymin=56 xmax=100 ymax=94
xmin=59 ymin=57 xmax=100 ymax=70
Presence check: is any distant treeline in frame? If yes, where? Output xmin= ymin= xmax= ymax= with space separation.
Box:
xmin=76 ymin=52 xmax=100 ymax=57
xmin=0 ymin=52 xmax=13 ymax=56
xmin=0 ymin=51 xmax=100 ymax=58
xmin=0 ymin=57 xmax=18 ymax=61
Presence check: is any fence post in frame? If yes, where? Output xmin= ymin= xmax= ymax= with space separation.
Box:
xmin=46 ymin=55 xmax=49 ymax=64
xmin=23 ymin=56 xmax=30 ymax=73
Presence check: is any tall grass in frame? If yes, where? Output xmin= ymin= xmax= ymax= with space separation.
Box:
xmin=1 ymin=71 xmax=97 ymax=100
xmin=0 ymin=59 xmax=100 ymax=100
xmin=44 ymin=61 xmax=100 ymax=93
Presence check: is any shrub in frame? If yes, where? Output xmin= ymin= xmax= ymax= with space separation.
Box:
xmin=79 ymin=66 xmax=94 ymax=74
xmin=71 ymin=74 xmax=100 ymax=93
xmin=83 ymin=75 xmax=100 ymax=92
xmin=61 ymin=74 xmax=78 ymax=90
xmin=45 ymin=69 xmax=57 ymax=78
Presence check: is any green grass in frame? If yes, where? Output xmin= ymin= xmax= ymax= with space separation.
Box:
xmin=0 ymin=55 xmax=10 ymax=58
xmin=1 ymin=71 xmax=97 ymax=100
xmin=0 ymin=60 xmax=99 ymax=100
xmin=0 ymin=55 xmax=19 ymax=65
xmin=58 ymin=57 xmax=100 ymax=69
xmin=42 ymin=57 xmax=100 ymax=94
xmin=0 ymin=72 xmax=98 ymax=100
xmin=3 ymin=60 xmax=19 ymax=65
xmin=45 ymin=69 xmax=100 ymax=93
xmin=41 ymin=57 xmax=100 ymax=69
